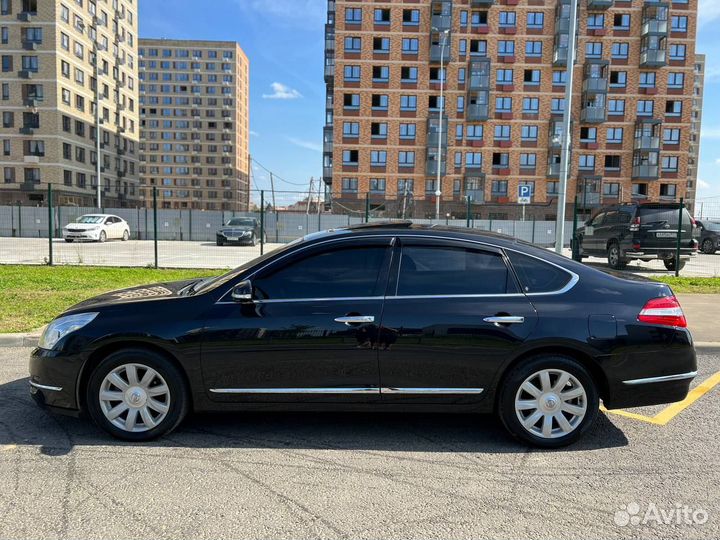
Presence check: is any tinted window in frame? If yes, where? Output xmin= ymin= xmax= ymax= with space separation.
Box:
xmin=590 ymin=212 xmax=605 ymax=226
xmin=638 ymin=206 xmax=692 ymax=226
xmin=253 ymin=246 xmax=387 ymax=300
xmin=506 ymin=251 xmax=572 ymax=293
xmin=397 ymin=246 xmax=517 ymax=296
xmin=604 ymin=211 xmax=619 ymax=225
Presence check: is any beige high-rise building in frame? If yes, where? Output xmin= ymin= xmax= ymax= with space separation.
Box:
xmin=0 ymin=0 xmax=140 ymax=207
xmin=323 ymin=0 xmax=700 ymax=219
xmin=686 ymin=52 xmax=703 ymax=212
xmin=138 ymin=39 xmax=250 ymax=211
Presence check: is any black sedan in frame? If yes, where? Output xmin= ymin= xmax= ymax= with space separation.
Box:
xmin=216 ymin=217 xmax=264 ymax=246
xmin=695 ymin=219 xmax=720 ymax=254
xmin=29 ymin=223 xmax=696 ymax=448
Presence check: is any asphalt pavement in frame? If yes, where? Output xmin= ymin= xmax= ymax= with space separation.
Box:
xmin=0 ymin=346 xmax=718 ymax=539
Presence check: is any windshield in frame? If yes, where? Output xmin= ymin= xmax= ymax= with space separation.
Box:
xmin=704 ymin=222 xmax=720 ymax=232
xmin=191 ymin=238 xmax=304 ymax=294
xmin=76 ymin=215 xmax=105 ymax=224
xmin=226 ymin=218 xmax=256 ymax=227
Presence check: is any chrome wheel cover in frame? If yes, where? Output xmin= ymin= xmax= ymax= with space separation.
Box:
xmin=99 ymin=363 xmax=171 ymax=433
xmin=514 ymin=368 xmax=587 ymax=439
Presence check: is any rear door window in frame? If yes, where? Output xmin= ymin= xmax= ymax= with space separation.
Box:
xmin=506 ymin=251 xmax=573 ymax=294
xmin=396 ymin=245 xmax=518 ymax=296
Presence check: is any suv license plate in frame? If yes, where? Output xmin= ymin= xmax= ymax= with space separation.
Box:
xmin=656 ymin=232 xmax=677 ymax=238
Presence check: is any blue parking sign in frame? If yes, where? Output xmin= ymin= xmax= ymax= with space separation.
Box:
xmin=518 ymin=185 xmax=532 ymax=204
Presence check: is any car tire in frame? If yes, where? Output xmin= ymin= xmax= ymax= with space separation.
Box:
xmin=216 ymin=239 xmax=224 ymax=246
xmin=122 ymin=229 xmax=130 ymax=241
xmin=86 ymin=349 xmax=189 ymax=441
xmin=607 ymin=242 xmax=627 ymax=270
xmin=65 ymin=239 xmax=74 ymax=243
xmin=702 ymin=239 xmax=716 ymax=255
xmin=498 ymin=355 xmax=599 ymax=448
xmin=249 ymin=233 xmax=257 ymax=247
xmin=663 ymin=258 xmax=686 ymax=272
xmin=98 ymin=230 xmax=107 ymax=243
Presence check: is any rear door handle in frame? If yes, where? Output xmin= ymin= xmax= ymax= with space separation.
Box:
xmin=483 ymin=316 xmax=525 ymax=326
xmin=334 ymin=315 xmax=375 ymax=325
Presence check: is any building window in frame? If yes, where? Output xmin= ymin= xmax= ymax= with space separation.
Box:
xmin=494 ymin=125 xmax=511 ymax=141
xmin=605 ymin=155 xmax=621 ymax=171
xmin=466 ymin=152 xmax=483 ymax=168
xmin=343 ymin=65 xmax=360 ymax=82
xmin=495 ymin=97 xmax=512 ymax=113
xmin=342 ymin=122 xmax=359 ymax=138
xmin=639 ymin=72 xmax=656 ymax=88
xmin=663 ymin=128 xmax=680 ymax=144
xmin=1 ymin=0 xmax=11 ymax=15
xmin=1 ymin=55 xmax=12 ymax=72
xmin=342 ymin=178 xmax=358 ymax=192
xmin=371 ymin=150 xmax=387 ymax=166
xmin=402 ymin=9 xmax=420 ymax=25
xmin=666 ymin=100 xmax=682 ymax=117
xmin=552 ymin=70 xmax=567 ymax=85
xmin=609 ymin=71 xmax=627 ymax=88
xmin=470 ymin=39 xmax=487 ymax=56
xmin=496 ymin=68 xmax=513 ymax=84
xmin=342 ymin=150 xmax=358 ymax=165
xmin=374 ymin=8 xmax=390 ymax=24
xmin=373 ymin=37 xmax=390 ymax=53
xmin=587 ymin=14 xmax=605 ymax=29
xmin=578 ymin=155 xmax=595 ymax=171
xmin=526 ymin=41 xmax=542 ymax=57
xmin=498 ymin=40 xmax=515 ymax=56
xmin=520 ymin=153 xmax=537 ymax=168
xmin=608 ymin=99 xmax=625 ymax=116
xmin=2 ymin=111 xmax=13 ymax=128
xmin=667 ymin=72 xmax=684 ymax=89
xmin=637 ymin=100 xmax=654 ymax=117
xmin=669 ymin=44 xmax=686 ymax=60
xmin=499 ymin=11 xmax=516 ymax=27
xmin=401 ymin=66 xmax=418 ymax=83
xmin=660 ymin=184 xmax=677 ymax=198
xmin=4 ymin=166 xmax=16 ymax=183
xmin=611 ymin=42 xmax=629 ymax=59
xmin=398 ymin=151 xmax=415 ymax=167
xmin=467 ymin=125 xmax=483 ymax=140
xmin=662 ymin=156 xmax=679 ymax=172
xmin=344 ymin=36 xmax=361 ymax=53
xmin=23 ymin=27 xmax=42 ymax=43
xmin=491 ymin=180 xmax=508 ymax=195
xmin=523 ymin=69 xmax=541 ymax=85
xmin=527 ymin=12 xmax=544 ymax=29
xmin=402 ymin=38 xmax=419 ymax=54
xmin=371 ymin=122 xmax=387 ymax=139
xmin=580 ymin=127 xmax=597 ymax=143
xmin=603 ymin=183 xmax=620 ymax=196
xmin=585 ymin=42 xmax=602 ymax=59
xmin=399 ymin=123 xmax=416 ymax=140
xmin=492 ymin=153 xmax=510 ymax=168
xmin=471 ymin=11 xmax=488 ymax=26
xmin=607 ymin=127 xmax=623 ymax=143
xmin=369 ymin=178 xmax=386 ymax=193
xmin=671 ymin=16 xmax=687 ymax=32
xmin=551 ymin=98 xmax=565 ymax=114
xmin=400 ymin=95 xmax=417 ymax=111
xmin=371 ymin=94 xmax=388 ymax=110
xmin=372 ymin=65 xmax=389 ymax=82
xmin=614 ymin=13 xmax=630 ymax=29
xmin=521 ymin=125 xmax=538 ymax=141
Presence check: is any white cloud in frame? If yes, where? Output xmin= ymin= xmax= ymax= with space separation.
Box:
xmin=699 ymin=0 xmax=720 ymax=26
xmin=698 ymin=179 xmax=711 ymax=189
xmin=262 ymin=82 xmax=303 ymax=100
xmin=250 ymin=130 xmax=260 ymax=137
xmin=287 ymin=137 xmax=322 ymax=152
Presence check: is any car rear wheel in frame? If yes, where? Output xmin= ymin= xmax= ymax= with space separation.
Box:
xmin=86 ymin=349 xmax=189 ymax=441
xmin=122 ymin=229 xmax=130 ymax=241
xmin=65 ymin=239 xmax=74 ymax=243
xmin=498 ymin=356 xmax=599 ymax=448
xmin=216 ymin=239 xmax=224 ymax=246
xmin=607 ymin=242 xmax=627 ymax=270
xmin=663 ymin=258 xmax=686 ymax=271
xmin=98 ymin=230 xmax=107 ymax=243
xmin=702 ymin=239 xmax=716 ymax=255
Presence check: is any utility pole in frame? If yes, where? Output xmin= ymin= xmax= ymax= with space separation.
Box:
xmin=432 ymin=28 xmax=450 ymax=221
xmin=553 ymin=0 xmax=579 ymax=254
xmin=306 ymin=177 xmax=314 ymax=214
xmin=401 ymin=180 xmax=409 ymax=219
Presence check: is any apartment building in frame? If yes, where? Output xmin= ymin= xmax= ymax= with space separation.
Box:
xmin=686 ymin=52 xmax=703 ymax=212
xmin=1 ymin=0 xmax=140 ymax=207
xmin=138 ymin=39 xmax=250 ymax=211
xmin=322 ymin=0 xmax=700 ymax=219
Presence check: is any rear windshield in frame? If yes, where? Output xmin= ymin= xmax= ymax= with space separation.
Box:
xmin=638 ymin=207 xmax=693 ymax=226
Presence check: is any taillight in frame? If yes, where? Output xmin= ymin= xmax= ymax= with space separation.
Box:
xmin=638 ymin=296 xmax=687 ymax=328
xmin=629 ymin=216 xmax=641 ymax=232
xmin=632 ymin=242 xmax=641 ymax=250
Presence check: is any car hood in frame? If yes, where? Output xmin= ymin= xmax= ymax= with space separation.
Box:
xmin=64 ymin=223 xmax=103 ymax=230
xmin=66 ymin=279 xmax=197 ymax=312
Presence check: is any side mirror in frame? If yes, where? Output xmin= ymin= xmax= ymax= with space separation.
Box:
xmin=231 ymin=280 xmax=253 ymax=302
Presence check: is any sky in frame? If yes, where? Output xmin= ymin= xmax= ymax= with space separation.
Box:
xmin=139 ymin=0 xmax=720 ymax=206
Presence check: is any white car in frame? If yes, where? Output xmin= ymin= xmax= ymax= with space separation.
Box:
xmin=63 ymin=214 xmax=131 ymax=243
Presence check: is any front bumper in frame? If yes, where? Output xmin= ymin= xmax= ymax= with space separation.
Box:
xmin=29 ymin=347 xmax=84 ymax=414
xmin=63 ymin=230 xmax=101 ymax=241
xmin=217 ymin=232 xmax=253 ymax=243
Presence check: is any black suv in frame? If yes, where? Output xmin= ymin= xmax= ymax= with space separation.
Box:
xmin=574 ymin=203 xmax=697 ymax=271
xmin=695 ymin=219 xmax=720 ymax=254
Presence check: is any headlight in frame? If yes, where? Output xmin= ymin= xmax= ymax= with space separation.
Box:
xmin=38 ymin=313 xmax=99 ymax=350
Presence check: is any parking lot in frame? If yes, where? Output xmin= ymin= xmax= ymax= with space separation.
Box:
xmin=0 ymin=346 xmax=717 ymax=539
xmin=1 ymin=237 xmax=719 ymax=276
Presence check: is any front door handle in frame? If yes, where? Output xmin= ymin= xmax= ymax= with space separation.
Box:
xmin=334 ymin=315 xmax=375 ymax=326
xmin=483 ymin=316 xmax=525 ymax=326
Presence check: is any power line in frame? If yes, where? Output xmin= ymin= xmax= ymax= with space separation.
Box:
xmin=251 ymin=158 xmax=309 ymax=187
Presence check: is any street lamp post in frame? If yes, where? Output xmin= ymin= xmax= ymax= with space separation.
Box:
xmin=432 ymin=27 xmax=450 ymax=221
xmin=553 ymin=0 xmax=579 ymax=254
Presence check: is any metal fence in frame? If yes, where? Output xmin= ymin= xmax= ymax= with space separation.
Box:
xmin=0 ymin=186 xmax=718 ymax=277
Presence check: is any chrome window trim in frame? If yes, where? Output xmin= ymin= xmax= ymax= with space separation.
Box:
xmin=622 ymin=371 xmax=697 ymax=385
xmin=381 ymin=387 xmax=484 ymax=395
xmin=215 ymin=232 xmax=580 ymax=304
xmin=29 ymin=380 xmax=63 ymax=392
xmin=209 ymin=387 xmax=380 ymax=394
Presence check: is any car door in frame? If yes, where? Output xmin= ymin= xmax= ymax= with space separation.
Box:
xmin=200 ymin=237 xmax=393 ymax=403
xmin=377 ymin=238 xmax=538 ymax=404
xmin=583 ymin=211 xmax=606 ymax=254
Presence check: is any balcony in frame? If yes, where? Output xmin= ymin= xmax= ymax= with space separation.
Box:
xmin=587 ymin=0 xmax=613 ymax=8
xmin=20 ymin=181 xmax=39 ymax=191
xmin=466 ymin=103 xmax=489 ymax=121
xmin=582 ymin=77 xmax=608 ymax=94
xmin=323 ymin=126 xmax=333 ymax=153
xmin=431 ymin=0 xmax=453 ymax=30
xmin=466 ymin=189 xmax=485 ymax=203
xmin=632 ymin=164 xmax=659 ymax=179
xmin=581 ymin=106 xmax=606 ymax=123
xmin=19 ymin=127 xmax=35 ymax=135
xmin=555 ymin=17 xmax=570 ymax=34
xmin=430 ymin=44 xmax=452 ymax=63
xmin=21 ymin=40 xmax=38 ymax=51
xmin=323 ymin=62 xmax=335 ymax=83
xmin=468 ymin=60 xmax=490 ymax=90
xmin=634 ymin=134 xmax=660 ymax=150
xmin=471 ymin=0 xmax=495 ymax=5
xmin=547 ymin=162 xmax=561 ymax=177
xmin=640 ymin=48 xmax=666 ymax=67
xmin=431 ymin=14 xmax=452 ymax=30
xmin=323 ymin=165 xmax=333 ymax=180
xmin=18 ymin=70 xmax=33 ymax=79
xmin=426 ymin=157 xmax=447 ymax=177
xmin=553 ymin=46 xmax=568 ymax=66
xmin=17 ymin=11 xmax=33 ymax=21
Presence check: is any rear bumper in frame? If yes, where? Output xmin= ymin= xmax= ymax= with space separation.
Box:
xmin=625 ymin=250 xmax=695 ymax=261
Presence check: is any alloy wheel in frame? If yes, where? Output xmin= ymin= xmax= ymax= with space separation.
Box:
xmin=703 ymin=239 xmax=714 ymax=254
xmin=98 ymin=363 xmax=171 ymax=433
xmin=514 ymin=368 xmax=587 ymax=439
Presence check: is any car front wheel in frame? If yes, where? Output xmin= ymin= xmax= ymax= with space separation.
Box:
xmin=498 ymin=355 xmax=599 ymax=448
xmin=702 ymin=239 xmax=716 ymax=255
xmin=663 ymin=258 xmax=686 ymax=271
xmin=607 ymin=242 xmax=627 ymax=270
xmin=86 ymin=349 xmax=189 ymax=441
xmin=98 ymin=230 xmax=107 ymax=243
